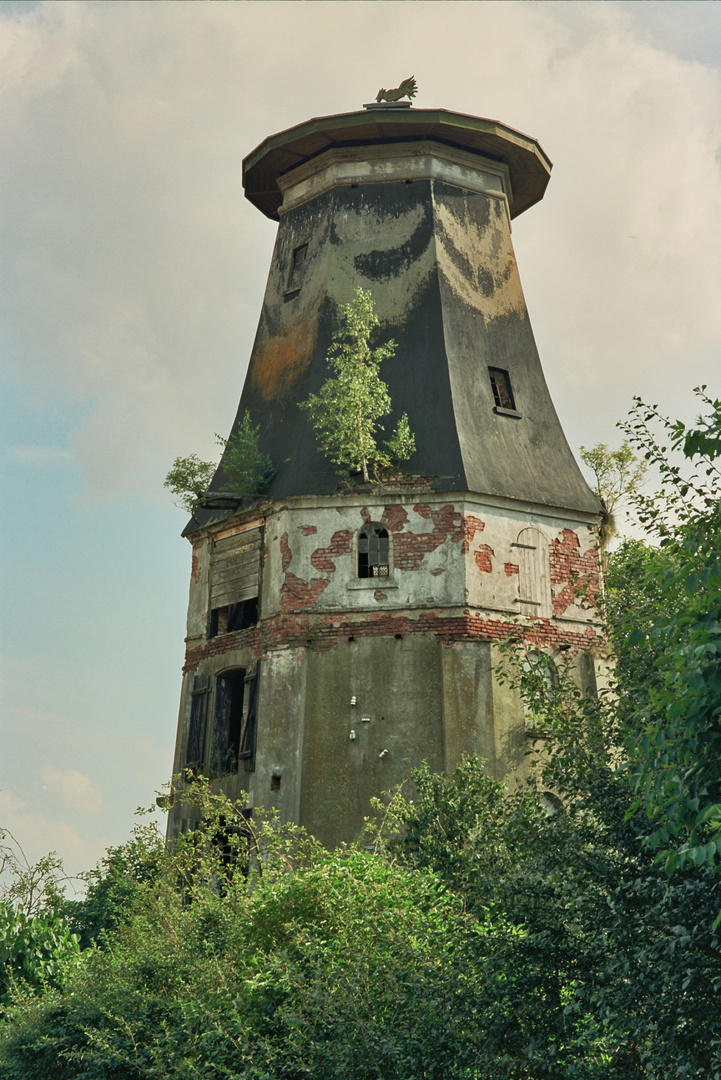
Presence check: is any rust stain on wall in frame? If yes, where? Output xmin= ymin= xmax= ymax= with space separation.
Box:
xmin=250 ymin=318 xmax=318 ymax=402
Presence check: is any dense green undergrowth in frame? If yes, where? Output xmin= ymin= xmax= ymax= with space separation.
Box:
xmin=2 ymin=392 xmax=721 ymax=1078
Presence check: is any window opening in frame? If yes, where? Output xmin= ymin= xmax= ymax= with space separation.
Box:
xmin=488 ymin=367 xmax=516 ymax=411
xmin=521 ymin=650 xmax=559 ymax=734
xmin=270 ymin=774 xmax=281 ymax=792
xmin=185 ymin=674 xmax=210 ymax=771
xmin=210 ymin=668 xmax=245 ymax=777
xmin=209 ymin=597 xmax=258 ymax=637
xmin=209 ymin=529 xmax=262 ymax=639
xmin=213 ymin=808 xmax=254 ymax=885
xmin=288 ymin=244 xmax=308 ymax=292
xmin=357 ymin=525 xmax=390 ymax=578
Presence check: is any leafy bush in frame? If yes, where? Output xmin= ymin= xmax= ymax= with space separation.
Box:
xmin=0 ymin=904 xmax=79 ymax=1008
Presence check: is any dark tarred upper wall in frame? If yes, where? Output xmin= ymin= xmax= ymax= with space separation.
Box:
xmin=186 ymin=107 xmax=599 ymax=534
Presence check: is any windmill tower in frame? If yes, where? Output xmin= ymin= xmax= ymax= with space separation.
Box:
xmin=167 ymin=95 xmax=602 ymax=845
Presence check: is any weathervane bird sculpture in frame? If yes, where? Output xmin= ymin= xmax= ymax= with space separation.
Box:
xmin=376 ymin=76 xmax=417 ymax=103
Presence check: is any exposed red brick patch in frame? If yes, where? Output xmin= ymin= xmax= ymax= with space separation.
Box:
xmin=381 ymin=504 xmax=409 ymax=533
xmin=311 ymin=529 xmax=353 ymax=572
xmin=374 ymin=590 xmax=388 ymax=601
xmin=298 ymin=524 xmax=317 ymax=535
xmin=264 ymin=546 xmax=270 ymax=564
xmin=504 ymin=562 xmax=519 ymax=577
xmin=280 ymin=532 xmax=292 ymax=572
xmin=190 ymin=541 xmax=203 ymax=583
xmin=430 ymin=567 xmax=444 ymax=577
xmin=550 ymin=528 xmax=601 ymax=616
xmin=394 ymin=505 xmax=465 ymax=571
xmin=183 ymin=606 xmax=602 ymax=672
xmin=280 ymin=573 xmax=329 ymax=612
xmin=360 ymin=506 xmax=372 ymax=523
xmin=474 ymin=545 xmax=494 ymax=573
xmin=461 ymin=515 xmax=485 ymax=553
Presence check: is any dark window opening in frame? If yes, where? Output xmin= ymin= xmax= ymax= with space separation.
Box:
xmin=287 ymin=244 xmax=308 ymax=292
xmin=209 ymin=597 xmax=258 ymax=637
xmin=489 ymin=367 xmax=516 ymax=411
xmin=271 ymin=774 xmax=281 ymax=792
xmin=213 ymin=808 xmax=254 ymax=885
xmin=185 ymin=675 xmax=209 ymax=771
xmin=210 ymin=669 xmax=245 ymax=777
xmin=357 ymin=525 xmax=390 ymax=579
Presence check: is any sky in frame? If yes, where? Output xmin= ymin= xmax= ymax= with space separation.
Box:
xmin=2 ymin=0 xmax=721 ymax=882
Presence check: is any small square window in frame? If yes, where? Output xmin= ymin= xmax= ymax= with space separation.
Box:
xmin=209 ymin=597 xmax=258 ymax=637
xmin=489 ymin=367 xmax=516 ymax=411
xmin=287 ymin=244 xmax=308 ymax=292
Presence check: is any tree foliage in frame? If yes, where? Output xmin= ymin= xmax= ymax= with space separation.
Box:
xmin=163 ymin=452 xmax=217 ymax=514
xmin=4 ymin=392 xmax=721 ymax=1075
xmin=0 ymin=904 xmax=80 ymax=1009
xmin=164 ymin=411 xmax=275 ymax=513
xmin=615 ymin=391 xmax=721 ymax=876
xmin=215 ymin=410 xmax=276 ymax=496
xmin=300 ymin=287 xmax=415 ymax=483
xmin=579 ymin=440 xmax=646 ymax=546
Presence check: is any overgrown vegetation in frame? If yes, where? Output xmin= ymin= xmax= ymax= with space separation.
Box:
xmin=3 ymin=392 xmax=721 ymax=1076
xmin=300 ymin=287 xmax=416 ymax=482
xmin=579 ymin=439 xmax=647 ymax=546
xmin=164 ymin=411 xmax=275 ymax=513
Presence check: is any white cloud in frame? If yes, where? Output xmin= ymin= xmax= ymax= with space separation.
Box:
xmin=0 ymin=787 xmax=106 ymax=880
xmin=2 ymin=2 xmax=720 ymax=503
xmin=41 ymin=764 xmax=105 ymax=814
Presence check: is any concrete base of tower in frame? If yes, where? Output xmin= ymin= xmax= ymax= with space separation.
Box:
xmin=166 ymin=630 xmax=597 ymax=848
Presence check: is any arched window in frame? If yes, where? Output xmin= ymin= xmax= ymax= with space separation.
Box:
xmin=513 ymin=526 xmax=551 ymax=618
xmin=521 ymin=650 xmax=559 ymax=734
xmin=357 ymin=524 xmax=390 ymax=579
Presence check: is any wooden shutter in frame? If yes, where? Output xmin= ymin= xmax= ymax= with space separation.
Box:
xmin=513 ymin=527 xmax=551 ymax=618
xmin=239 ymin=663 xmax=260 ymax=773
xmin=210 ymin=529 xmax=262 ymax=609
xmin=186 ymin=675 xmax=209 ymax=769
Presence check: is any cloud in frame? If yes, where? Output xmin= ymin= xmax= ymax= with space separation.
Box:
xmin=1 ymin=2 xmax=721 ymax=505
xmin=41 ymin=765 xmax=105 ymax=814
xmin=0 ymin=787 xmax=105 ymax=879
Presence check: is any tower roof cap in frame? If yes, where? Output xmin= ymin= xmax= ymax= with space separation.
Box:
xmin=243 ymin=107 xmax=552 ymax=221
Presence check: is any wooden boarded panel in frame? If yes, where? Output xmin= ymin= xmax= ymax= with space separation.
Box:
xmin=210 ymin=530 xmax=262 ymax=608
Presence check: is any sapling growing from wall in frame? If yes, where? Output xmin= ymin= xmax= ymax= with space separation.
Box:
xmin=215 ymin=411 xmax=275 ymax=496
xmin=300 ymin=287 xmax=416 ymax=482
xmin=164 ymin=411 xmax=275 ymax=512
xmin=579 ymin=440 xmax=646 ymax=547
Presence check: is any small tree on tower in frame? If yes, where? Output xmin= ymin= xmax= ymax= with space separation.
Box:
xmin=300 ymin=287 xmax=415 ymax=482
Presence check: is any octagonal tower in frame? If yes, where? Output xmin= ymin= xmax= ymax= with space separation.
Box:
xmin=167 ymin=103 xmax=602 ymax=845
